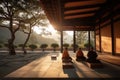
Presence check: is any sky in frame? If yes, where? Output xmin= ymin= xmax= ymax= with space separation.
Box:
xmin=32 ymin=24 xmax=73 ymax=44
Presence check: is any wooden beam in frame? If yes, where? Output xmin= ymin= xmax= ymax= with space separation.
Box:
xmin=95 ymin=0 xmax=120 ymax=20
xmin=61 ymin=0 xmax=86 ymax=3
xmin=62 ymin=19 xmax=95 ymax=26
xmin=64 ymin=10 xmax=98 ymax=16
xmin=61 ymin=28 xmax=94 ymax=31
xmin=62 ymin=21 xmax=94 ymax=26
xmin=64 ymin=4 xmax=104 ymax=11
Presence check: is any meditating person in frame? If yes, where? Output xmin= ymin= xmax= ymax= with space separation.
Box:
xmin=62 ymin=47 xmax=72 ymax=62
xmin=76 ymin=48 xmax=86 ymax=61
xmin=86 ymin=47 xmax=100 ymax=63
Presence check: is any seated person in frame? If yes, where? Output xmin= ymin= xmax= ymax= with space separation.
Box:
xmin=76 ymin=48 xmax=86 ymax=61
xmin=62 ymin=47 xmax=72 ymax=62
xmin=86 ymin=47 xmax=100 ymax=63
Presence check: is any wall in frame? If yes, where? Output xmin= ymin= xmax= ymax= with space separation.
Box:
xmin=114 ymin=16 xmax=120 ymax=54
xmin=95 ymin=3 xmax=120 ymax=55
xmin=96 ymin=34 xmax=100 ymax=51
xmin=101 ymin=24 xmax=112 ymax=53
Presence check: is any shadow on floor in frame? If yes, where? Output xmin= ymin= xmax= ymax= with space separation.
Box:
xmin=63 ymin=68 xmax=79 ymax=78
xmin=0 ymin=51 xmax=50 ymax=78
xmin=93 ymin=61 xmax=120 ymax=78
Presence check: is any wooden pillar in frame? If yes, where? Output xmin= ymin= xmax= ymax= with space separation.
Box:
xmin=99 ymin=20 xmax=101 ymax=52
xmin=111 ymin=12 xmax=115 ymax=55
xmin=58 ymin=0 xmax=63 ymax=53
xmin=73 ymin=30 xmax=76 ymax=53
xmin=60 ymin=31 xmax=63 ymax=53
xmin=94 ymin=30 xmax=96 ymax=51
xmin=88 ymin=31 xmax=90 ymax=51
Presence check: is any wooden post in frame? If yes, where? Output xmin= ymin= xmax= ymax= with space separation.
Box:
xmin=111 ymin=10 xmax=115 ymax=55
xmin=88 ymin=31 xmax=90 ymax=51
xmin=60 ymin=31 xmax=63 ymax=53
xmin=73 ymin=30 xmax=76 ymax=53
xmin=94 ymin=30 xmax=96 ymax=51
xmin=99 ymin=19 xmax=101 ymax=52
xmin=58 ymin=0 xmax=63 ymax=53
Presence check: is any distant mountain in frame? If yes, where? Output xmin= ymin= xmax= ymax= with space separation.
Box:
xmin=0 ymin=27 xmax=58 ymax=46
xmin=28 ymin=32 xmax=58 ymax=47
xmin=0 ymin=28 xmax=10 ymax=43
xmin=0 ymin=27 xmax=73 ymax=47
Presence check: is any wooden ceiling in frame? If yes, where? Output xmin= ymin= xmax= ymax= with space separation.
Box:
xmin=39 ymin=0 xmax=117 ymax=31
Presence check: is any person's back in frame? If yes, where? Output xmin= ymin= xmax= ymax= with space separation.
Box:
xmin=76 ymin=48 xmax=86 ymax=61
xmin=62 ymin=47 xmax=72 ymax=62
xmin=87 ymin=47 xmax=99 ymax=63
xmin=62 ymin=48 xmax=70 ymax=59
xmin=87 ymin=50 xmax=97 ymax=60
xmin=76 ymin=48 xmax=83 ymax=57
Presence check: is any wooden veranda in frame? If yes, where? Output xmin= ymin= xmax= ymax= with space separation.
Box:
xmin=39 ymin=0 xmax=120 ymax=55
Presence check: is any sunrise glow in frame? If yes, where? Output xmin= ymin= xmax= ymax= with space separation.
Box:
xmin=32 ymin=24 xmax=57 ymax=35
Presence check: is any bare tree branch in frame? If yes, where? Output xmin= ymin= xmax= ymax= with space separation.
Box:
xmin=20 ymin=29 xmax=29 ymax=34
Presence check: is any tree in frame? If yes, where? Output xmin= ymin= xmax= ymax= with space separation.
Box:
xmin=18 ymin=44 xmax=27 ymax=49
xmin=19 ymin=0 xmax=48 ymax=54
xmin=0 ymin=0 xmax=47 ymax=55
xmin=51 ymin=43 xmax=59 ymax=52
xmin=29 ymin=44 xmax=37 ymax=51
xmin=63 ymin=43 xmax=69 ymax=48
xmin=76 ymin=31 xmax=88 ymax=46
xmin=71 ymin=44 xmax=79 ymax=49
xmin=40 ymin=44 xmax=48 ymax=51
xmin=90 ymin=31 xmax=95 ymax=48
xmin=0 ymin=0 xmax=29 ymax=55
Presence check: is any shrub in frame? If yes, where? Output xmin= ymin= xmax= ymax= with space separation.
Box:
xmin=4 ymin=43 xmax=9 ymax=48
xmin=84 ymin=43 xmax=93 ymax=48
xmin=14 ymin=45 xmax=17 ymax=48
xmin=51 ymin=43 xmax=59 ymax=51
xmin=19 ymin=44 xmax=27 ymax=47
xmin=63 ymin=43 xmax=69 ymax=48
xmin=40 ymin=44 xmax=48 ymax=51
xmin=29 ymin=44 xmax=37 ymax=51
xmin=19 ymin=44 xmax=24 ymax=47
xmin=71 ymin=44 xmax=79 ymax=49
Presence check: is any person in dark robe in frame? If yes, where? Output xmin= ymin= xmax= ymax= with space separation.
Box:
xmin=62 ymin=47 xmax=72 ymax=62
xmin=86 ymin=47 xmax=100 ymax=63
xmin=76 ymin=48 xmax=86 ymax=61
